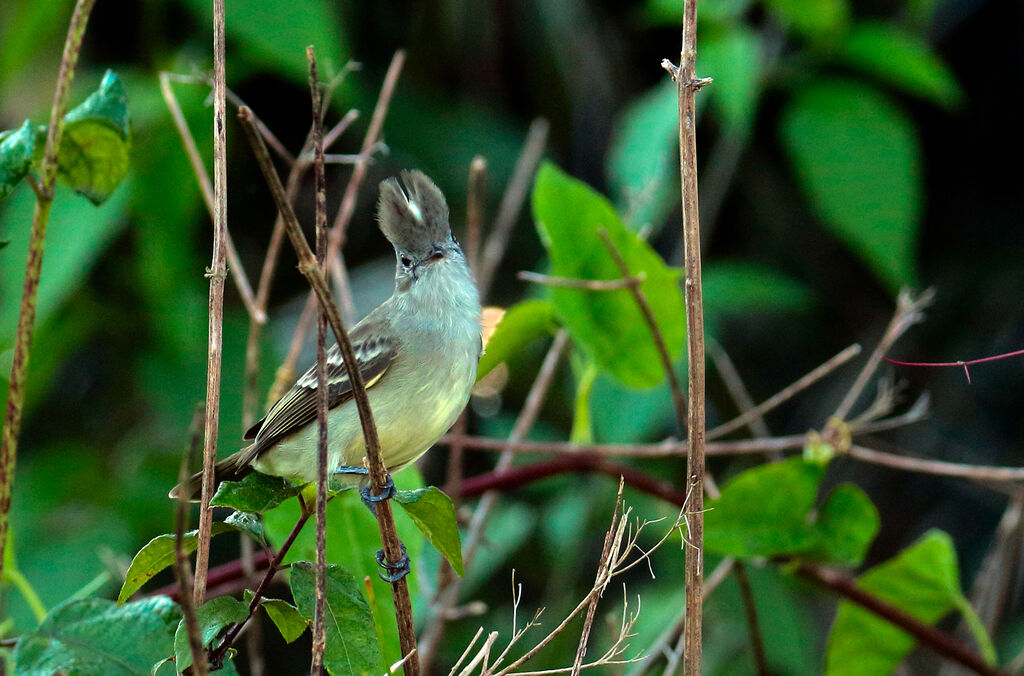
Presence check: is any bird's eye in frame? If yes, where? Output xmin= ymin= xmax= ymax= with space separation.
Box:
xmin=428 ymin=251 xmax=444 ymax=262
xmin=400 ymin=255 xmax=412 ymax=267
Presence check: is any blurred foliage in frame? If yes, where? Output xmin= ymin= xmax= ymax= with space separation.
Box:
xmin=1 ymin=0 xmax=1022 ymax=672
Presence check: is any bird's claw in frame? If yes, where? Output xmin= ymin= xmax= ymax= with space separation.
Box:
xmin=375 ymin=542 xmax=410 ymax=583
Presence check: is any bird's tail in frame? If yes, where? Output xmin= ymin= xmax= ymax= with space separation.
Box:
xmin=168 ymin=451 xmax=253 ymax=501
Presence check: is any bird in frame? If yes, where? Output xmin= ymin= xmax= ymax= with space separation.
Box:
xmin=173 ymin=170 xmax=482 ymax=503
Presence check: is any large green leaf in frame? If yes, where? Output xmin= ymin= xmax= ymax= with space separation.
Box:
xmin=826 ymin=531 xmax=995 ymax=675
xmin=780 ymin=80 xmax=921 ymax=292
xmin=705 ymin=458 xmax=878 ymax=565
xmin=763 ymin=0 xmax=849 ymax=39
xmin=701 ymin=27 xmax=762 ymax=136
xmin=290 ymin=562 xmax=385 ymax=676
xmin=0 ymin=174 xmax=131 ymax=352
xmin=210 ymin=471 xmax=301 ymax=514
xmin=259 ymin=598 xmax=307 ymax=644
xmin=394 ymin=487 xmax=464 ymax=576
xmin=53 ymin=70 xmax=131 ymax=204
xmin=173 ymin=596 xmax=248 ymax=673
xmin=837 ymin=22 xmax=963 ymax=109
xmin=13 ymin=597 xmax=180 ymax=676
xmin=477 ymin=299 xmax=558 ymax=381
xmin=605 ymin=80 xmax=680 ymax=232
xmin=181 ymin=0 xmax=346 ymax=84
xmin=532 ymin=162 xmax=685 ymax=388
xmin=117 ymin=522 xmax=237 ymax=604
xmin=0 ymin=120 xmax=35 ymax=200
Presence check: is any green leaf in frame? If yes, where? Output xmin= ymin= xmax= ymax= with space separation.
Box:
xmin=56 ymin=70 xmax=131 ymax=204
xmin=290 ymin=562 xmax=385 ymax=676
xmin=533 ymin=162 xmax=685 ymax=388
xmin=13 ymin=597 xmax=180 ymax=676
xmin=606 ymin=80 xmax=680 ymax=232
xmin=173 ymin=596 xmax=248 ymax=673
xmin=224 ymin=510 xmax=267 ymax=546
xmin=837 ymin=22 xmax=963 ymax=109
xmin=210 ymin=471 xmax=301 ymax=514
xmin=701 ymin=27 xmax=762 ymax=136
xmin=117 ymin=523 xmax=236 ymax=604
xmin=780 ymin=80 xmax=921 ymax=292
xmin=705 ymin=458 xmax=878 ymax=565
xmin=704 ymin=262 xmax=814 ymax=323
xmin=826 ymin=531 xmax=988 ymax=675
xmin=763 ymin=0 xmax=849 ymax=39
xmin=0 ymin=120 xmax=35 ymax=201
xmin=394 ymin=487 xmax=464 ymax=577
xmin=477 ymin=300 xmax=558 ymax=382
xmin=261 ymin=599 xmax=307 ymax=644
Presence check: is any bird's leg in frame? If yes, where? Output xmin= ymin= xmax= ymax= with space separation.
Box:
xmin=332 ymin=466 xmax=410 ymax=582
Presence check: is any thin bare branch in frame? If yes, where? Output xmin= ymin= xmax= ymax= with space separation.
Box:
xmin=847 ymin=444 xmax=1024 ymax=482
xmin=238 ymin=105 xmax=420 ymax=674
xmin=307 ymin=45 xmax=329 ymax=676
xmin=833 ymin=288 xmax=935 ymax=421
xmin=477 ymin=118 xmax=550 ymax=297
xmin=174 ymin=409 xmax=208 ymax=676
xmin=0 ymin=0 xmax=97 ymax=582
xmin=466 ymin=156 xmax=488 ymax=275
xmin=518 ymin=270 xmax=647 ymax=291
xmin=194 ymin=0 xmax=229 ymax=605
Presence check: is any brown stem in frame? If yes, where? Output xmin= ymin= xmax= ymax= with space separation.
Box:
xmin=238 ymin=106 xmax=420 ymax=674
xmin=441 ymin=433 xmax=808 ymax=457
xmin=517 ymin=270 xmax=646 ymax=291
xmin=732 ymin=562 xmax=768 ymax=676
xmin=307 ymin=45 xmax=330 ymax=676
xmin=675 ymin=0 xmax=707 ymax=666
xmin=194 ymin=0 xmax=229 ymax=605
xmin=0 ymin=0 xmax=96 ymax=584
xmin=476 ymin=118 xmax=549 ymax=298
xmin=175 ymin=409 xmax=208 ymax=676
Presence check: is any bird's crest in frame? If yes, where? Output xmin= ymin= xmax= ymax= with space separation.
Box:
xmin=377 ymin=170 xmax=450 ymax=254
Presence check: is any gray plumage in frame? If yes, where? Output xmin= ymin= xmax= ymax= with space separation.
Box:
xmin=173 ymin=171 xmax=481 ymax=498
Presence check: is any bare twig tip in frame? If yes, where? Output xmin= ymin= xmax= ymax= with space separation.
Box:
xmin=661 ymin=59 xmax=679 ymax=81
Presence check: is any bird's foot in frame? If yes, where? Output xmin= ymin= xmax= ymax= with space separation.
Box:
xmin=375 ymin=542 xmax=410 ymax=583
xmin=358 ymin=474 xmax=396 ymax=514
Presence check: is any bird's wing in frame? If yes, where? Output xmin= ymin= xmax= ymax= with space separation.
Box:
xmin=239 ymin=318 xmax=396 ymax=465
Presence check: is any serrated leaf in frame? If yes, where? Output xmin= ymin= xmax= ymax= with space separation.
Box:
xmin=705 ymin=458 xmax=878 ymax=565
xmin=55 ymin=70 xmax=131 ymax=204
xmin=394 ymin=487 xmax=464 ymax=577
xmin=477 ymin=300 xmax=558 ymax=382
xmin=13 ymin=597 xmax=180 ymax=676
xmin=173 ymin=597 xmax=248 ymax=673
xmin=780 ymin=80 xmax=921 ymax=292
xmin=261 ymin=599 xmax=307 ymax=644
xmin=1 ymin=120 xmax=35 ymax=201
xmin=224 ymin=510 xmax=267 ymax=546
xmin=826 ymin=531 xmax=990 ymax=675
xmin=533 ymin=162 xmax=685 ymax=388
xmin=210 ymin=471 xmax=301 ymax=514
xmin=117 ymin=523 xmax=237 ymax=604
xmin=837 ymin=22 xmax=963 ymax=109
xmin=290 ymin=562 xmax=384 ymax=675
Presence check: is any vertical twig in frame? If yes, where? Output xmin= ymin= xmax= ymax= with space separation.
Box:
xmin=476 ymin=119 xmax=549 ymax=298
xmin=465 ymin=156 xmax=488 ymax=276
xmin=237 ymin=107 xmax=420 ymax=674
xmin=194 ymin=0 xmax=229 ymax=605
xmin=307 ymin=45 xmax=329 ymax=676
xmin=0 ymin=0 xmax=96 ymax=582
xmin=674 ymin=0 xmax=707 ymax=670
xmin=175 ymin=408 xmax=208 ymax=676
